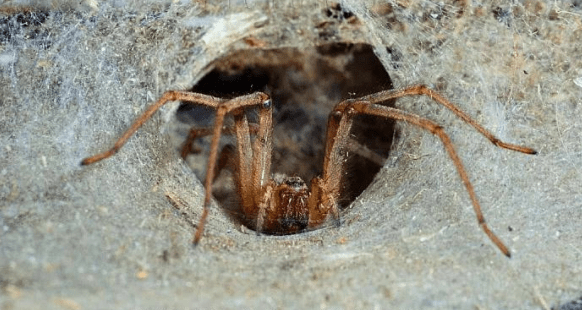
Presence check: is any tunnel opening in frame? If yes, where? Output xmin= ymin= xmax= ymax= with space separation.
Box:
xmin=174 ymin=43 xmax=398 ymax=230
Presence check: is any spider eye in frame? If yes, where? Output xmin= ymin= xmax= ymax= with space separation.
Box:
xmin=262 ymin=99 xmax=272 ymax=109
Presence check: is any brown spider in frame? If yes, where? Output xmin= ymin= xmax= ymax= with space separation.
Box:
xmin=81 ymin=85 xmax=536 ymax=257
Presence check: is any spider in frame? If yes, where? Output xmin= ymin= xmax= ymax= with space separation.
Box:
xmin=81 ymin=84 xmax=536 ymax=257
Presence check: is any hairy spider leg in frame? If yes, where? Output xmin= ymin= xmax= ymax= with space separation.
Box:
xmin=229 ymin=98 xmax=274 ymax=233
xmin=79 ymin=90 xmax=269 ymax=244
xmin=192 ymin=92 xmax=270 ymax=243
xmin=304 ymin=109 xmax=355 ymax=228
xmin=180 ymin=123 xmax=260 ymax=159
xmin=81 ymin=91 xmax=227 ymax=166
xmin=330 ymin=97 xmax=536 ymax=257
xmin=362 ymin=85 xmax=537 ymax=155
xmin=180 ymin=123 xmax=261 ymax=186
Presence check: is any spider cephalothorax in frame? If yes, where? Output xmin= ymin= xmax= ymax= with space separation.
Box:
xmin=256 ymin=174 xmax=310 ymax=234
xmin=82 ymin=85 xmax=536 ymax=257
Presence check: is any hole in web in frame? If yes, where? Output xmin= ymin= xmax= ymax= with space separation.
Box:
xmin=175 ymin=43 xmax=398 ymax=219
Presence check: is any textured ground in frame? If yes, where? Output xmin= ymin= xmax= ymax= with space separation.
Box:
xmin=1 ymin=1 xmax=581 ymax=309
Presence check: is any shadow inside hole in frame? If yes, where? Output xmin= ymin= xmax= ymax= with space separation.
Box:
xmin=176 ymin=43 xmax=398 ymax=232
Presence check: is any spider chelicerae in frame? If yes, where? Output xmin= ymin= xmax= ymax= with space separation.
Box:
xmin=81 ymin=84 xmax=536 ymax=257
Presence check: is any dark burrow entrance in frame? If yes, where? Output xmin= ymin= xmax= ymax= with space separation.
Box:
xmin=174 ymin=43 xmax=398 ymax=228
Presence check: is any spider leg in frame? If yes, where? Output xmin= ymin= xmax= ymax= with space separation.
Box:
xmin=255 ymin=184 xmax=274 ymax=234
xmin=346 ymin=137 xmax=386 ymax=166
xmin=81 ymin=91 xmax=227 ymax=166
xmin=181 ymin=126 xmax=217 ymax=159
xmin=228 ymin=102 xmax=274 ymax=230
xmin=180 ymin=123 xmax=260 ymax=159
xmin=193 ymin=92 xmax=271 ymax=244
xmin=79 ymin=89 xmax=268 ymax=244
xmin=245 ymin=98 xmax=274 ymax=232
xmin=328 ymin=99 xmax=517 ymax=257
xmin=210 ymin=144 xmax=235 ymax=183
xmin=360 ymin=85 xmax=537 ymax=155
xmin=251 ymin=98 xmax=274 ymax=191
xmin=228 ymin=96 xmax=281 ymax=234
xmin=306 ymin=109 xmax=355 ymax=229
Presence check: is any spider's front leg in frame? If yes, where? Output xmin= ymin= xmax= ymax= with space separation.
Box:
xmin=81 ymin=91 xmax=227 ymax=166
xmin=228 ymin=95 xmax=274 ymax=232
xmin=305 ymin=108 xmax=355 ymax=229
xmin=80 ymin=89 xmax=271 ymax=244
xmin=193 ymin=92 xmax=271 ymax=243
xmin=319 ymin=96 xmax=536 ymax=257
